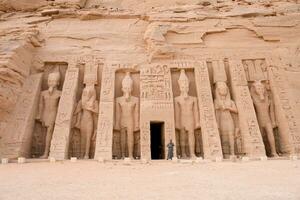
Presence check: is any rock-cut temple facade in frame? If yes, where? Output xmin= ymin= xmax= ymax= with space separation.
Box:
xmin=0 ymin=0 xmax=300 ymax=161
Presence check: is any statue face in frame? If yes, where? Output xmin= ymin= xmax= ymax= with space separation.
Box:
xmin=254 ymin=82 xmax=265 ymax=100
xmin=179 ymin=80 xmax=189 ymax=94
xmin=122 ymin=84 xmax=132 ymax=97
xmin=47 ymin=73 xmax=60 ymax=89
xmin=218 ymin=83 xmax=228 ymax=96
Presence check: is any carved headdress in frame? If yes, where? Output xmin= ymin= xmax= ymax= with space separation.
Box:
xmin=178 ymin=69 xmax=189 ymax=86
xmin=122 ymin=72 xmax=133 ymax=89
xmin=48 ymin=72 xmax=61 ymax=82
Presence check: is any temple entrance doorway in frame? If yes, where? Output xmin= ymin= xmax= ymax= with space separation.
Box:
xmin=150 ymin=122 xmax=165 ymax=159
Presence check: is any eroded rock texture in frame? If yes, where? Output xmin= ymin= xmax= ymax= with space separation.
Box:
xmin=0 ymin=0 xmax=299 ymax=160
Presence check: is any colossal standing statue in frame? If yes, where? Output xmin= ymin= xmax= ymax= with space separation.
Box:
xmin=73 ymin=75 xmax=99 ymax=159
xmin=214 ymin=81 xmax=238 ymax=157
xmin=174 ymin=69 xmax=200 ymax=159
xmin=36 ymin=72 xmax=62 ymax=159
xmin=114 ymin=72 xmax=139 ymax=159
xmin=250 ymin=80 xmax=278 ymax=157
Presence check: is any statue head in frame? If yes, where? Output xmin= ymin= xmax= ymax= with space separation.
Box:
xmin=216 ymin=81 xmax=228 ymax=97
xmin=252 ymin=80 xmax=266 ymax=100
xmin=122 ymin=72 xmax=133 ymax=99
xmin=84 ymin=73 xmax=97 ymax=87
xmin=47 ymin=72 xmax=60 ymax=93
xmin=178 ymin=69 xmax=189 ymax=98
xmin=265 ymin=80 xmax=271 ymax=91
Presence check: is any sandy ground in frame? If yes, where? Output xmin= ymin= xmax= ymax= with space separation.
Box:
xmin=0 ymin=159 xmax=299 ymax=200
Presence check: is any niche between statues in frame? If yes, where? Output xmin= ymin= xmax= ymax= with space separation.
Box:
xmin=243 ymin=59 xmax=281 ymax=157
xmin=31 ymin=62 xmax=67 ymax=158
xmin=112 ymin=69 xmax=140 ymax=159
xmin=171 ymin=68 xmax=203 ymax=159
xmin=69 ymin=62 xmax=102 ymax=159
xmin=209 ymin=60 xmax=242 ymax=158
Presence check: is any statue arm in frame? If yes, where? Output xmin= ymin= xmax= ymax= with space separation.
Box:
xmin=193 ymin=98 xmax=200 ymax=129
xmin=134 ymin=98 xmax=140 ymax=132
xmin=72 ymin=101 xmax=82 ymax=129
xmin=269 ymin=97 xmax=277 ymax=128
xmin=228 ymin=100 xmax=238 ymax=114
xmin=174 ymin=99 xmax=181 ymax=130
xmin=36 ymin=93 xmax=44 ymax=120
xmin=92 ymin=112 xmax=99 ymax=141
xmin=114 ymin=100 xmax=121 ymax=131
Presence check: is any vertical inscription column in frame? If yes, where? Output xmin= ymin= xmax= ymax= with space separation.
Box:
xmin=94 ymin=65 xmax=116 ymax=160
xmin=194 ymin=61 xmax=223 ymax=159
xmin=49 ymin=67 xmax=79 ymax=160
xmin=228 ymin=59 xmax=266 ymax=157
xmin=1 ymin=73 xmax=43 ymax=158
xmin=267 ymin=57 xmax=300 ymax=155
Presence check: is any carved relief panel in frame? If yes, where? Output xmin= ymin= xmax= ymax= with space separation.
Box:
xmin=266 ymin=56 xmax=300 ymax=156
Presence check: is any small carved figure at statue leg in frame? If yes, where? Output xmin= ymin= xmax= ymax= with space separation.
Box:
xmin=167 ymin=139 xmax=174 ymax=160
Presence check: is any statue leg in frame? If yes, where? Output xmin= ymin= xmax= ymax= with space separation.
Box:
xmin=40 ymin=124 xmax=54 ymax=158
xmin=179 ymin=128 xmax=187 ymax=158
xmin=188 ymin=129 xmax=196 ymax=159
xmin=81 ymin=129 xmax=87 ymax=158
xmin=120 ymin=128 xmax=126 ymax=159
xmin=265 ymin=124 xmax=278 ymax=157
xmin=83 ymin=128 xmax=93 ymax=159
xmin=127 ymin=127 xmax=134 ymax=159
xmin=228 ymin=130 xmax=235 ymax=156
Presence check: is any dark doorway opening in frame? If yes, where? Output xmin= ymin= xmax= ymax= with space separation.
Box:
xmin=150 ymin=122 xmax=165 ymax=159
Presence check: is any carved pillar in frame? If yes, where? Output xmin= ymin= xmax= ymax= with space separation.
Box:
xmin=194 ymin=61 xmax=223 ymax=159
xmin=228 ymin=59 xmax=266 ymax=157
xmin=94 ymin=65 xmax=115 ymax=160
xmin=0 ymin=73 xmax=43 ymax=158
xmin=140 ymin=64 xmax=176 ymax=160
xmin=267 ymin=57 xmax=300 ymax=155
xmin=49 ymin=67 xmax=79 ymax=160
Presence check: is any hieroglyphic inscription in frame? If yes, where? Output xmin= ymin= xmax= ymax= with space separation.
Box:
xmin=140 ymin=64 xmax=171 ymax=101
xmin=229 ymin=59 xmax=266 ymax=157
xmin=243 ymin=59 xmax=267 ymax=81
xmin=49 ymin=68 xmax=79 ymax=160
xmin=94 ymin=64 xmax=116 ymax=160
xmin=194 ymin=61 xmax=223 ymax=159
xmin=1 ymin=73 xmax=43 ymax=158
xmin=267 ymin=57 xmax=300 ymax=154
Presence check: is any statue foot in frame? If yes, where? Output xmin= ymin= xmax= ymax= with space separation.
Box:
xmin=270 ymin=153 xmax=279 ymax=157
xmin=40 ymin=154 xmax=48 ymax=159
xmin=83 ymin=155 xmax=89 ymax=159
